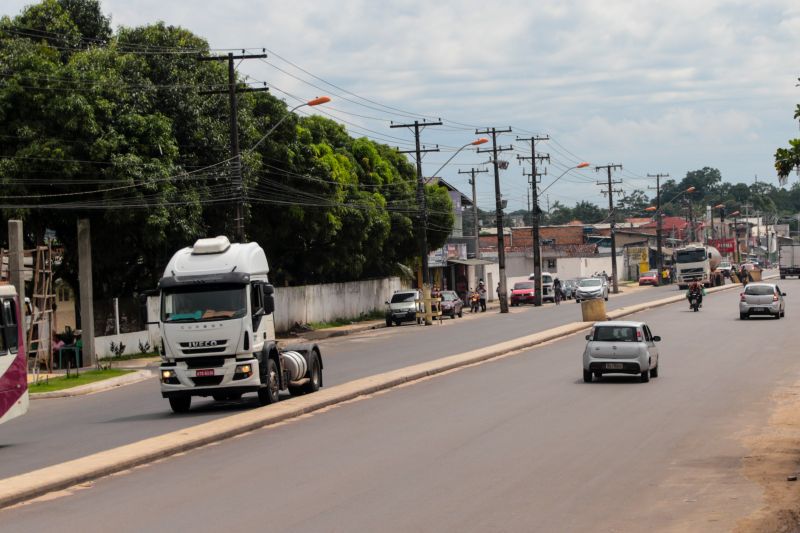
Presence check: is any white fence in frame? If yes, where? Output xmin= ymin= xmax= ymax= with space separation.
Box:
xmin=274 ymin=277 xmax=403 ymax=332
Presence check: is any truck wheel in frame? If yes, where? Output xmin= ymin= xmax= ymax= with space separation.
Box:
xmin=303 ymin=351 xmax=322 ymax=394
xmin=257 ymin=358 xmax=280 ymax=406
xmin=168 ymin=396 xmax=191 ymax=413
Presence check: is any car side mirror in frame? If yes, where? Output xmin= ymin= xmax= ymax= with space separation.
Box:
xmin=585 ymin=334 xmax=591 ymax=340
xmin=653 ymin=336 xmax=661 ymax=342
xmin=385 ymin=300 xmax=390 ymax=305
xmin=782 ymin=292 xmax=787 ymax=296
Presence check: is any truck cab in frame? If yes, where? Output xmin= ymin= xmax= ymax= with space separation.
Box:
xmin=158 ymin=237 xmax=322 ymax=413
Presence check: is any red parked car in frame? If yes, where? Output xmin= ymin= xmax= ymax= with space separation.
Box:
xmin=638 ymin=270 xmax=659 ymax=286
xmin=510 ymin=281 xmax=536 ymax=306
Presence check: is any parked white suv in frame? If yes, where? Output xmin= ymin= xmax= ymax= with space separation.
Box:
xmin=583 ymin=321 xmax=661 ymax=383
xmin=385 ymin=289 xmax=422 ymax=326
xmin=527 ymin=271 xmax=555 ymax=302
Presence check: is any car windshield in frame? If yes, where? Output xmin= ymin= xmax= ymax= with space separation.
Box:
xmin=744 ymin=285 xmax=775 ymax=296
xmin=579 ymin=279 xmax=602 ymax=287
xmin=162 ymin=284 xmax=247 ymax=322
xmin=676 ymin=249 xmax=707 ymax=263
xmin=441 ymin=292 xmax=457 ymax=301
xmin=514 ymin=282 xmax=535 ymax=290
xmin=391 ymin=292 xmax=417 ymax=303
xmin=720 ymin=262 xmax=731 ymax=268
xmin=593 ymin=326 xmax=638 ymax=342
xmin=643 ymin=271 xmax=657 ymax=276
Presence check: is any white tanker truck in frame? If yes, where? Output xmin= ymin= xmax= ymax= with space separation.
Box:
xmin=674 ymin=243 xmax=724 ymax=289
xmin=157 ymin=236 xmax=323 ymax=413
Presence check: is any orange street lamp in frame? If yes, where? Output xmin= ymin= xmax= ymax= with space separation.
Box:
xmin=430 ymin=138 xmax=488 ymax=178
xmin=250 ymin=96 xmax=332 ymax=152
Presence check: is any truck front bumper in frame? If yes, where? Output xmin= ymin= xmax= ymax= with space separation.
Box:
xmin=160 ymin=357 xmax=262 ymax=398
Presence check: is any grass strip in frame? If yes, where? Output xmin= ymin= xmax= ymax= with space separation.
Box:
xmin=28 ymin=369 xmax=134 ymax=393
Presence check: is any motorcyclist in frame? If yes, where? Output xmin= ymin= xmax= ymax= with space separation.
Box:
xmin=685 ymin=281 xmax=705 ymax=308
xmin=469 ymin=288 xmax=480 ymax=313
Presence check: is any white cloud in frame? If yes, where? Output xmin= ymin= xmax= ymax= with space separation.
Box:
xmin=4 ymin=0 xmax=800 ymax=210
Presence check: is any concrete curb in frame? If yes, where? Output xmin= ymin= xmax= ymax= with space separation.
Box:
xmin=0 ymin=279 xmax=760 ymax=509
xmin=30 ymin=370 xmax=155 ymax=400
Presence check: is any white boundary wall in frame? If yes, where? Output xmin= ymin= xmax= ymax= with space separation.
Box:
xmin=273 ymin=277 xmax=403 ymax=332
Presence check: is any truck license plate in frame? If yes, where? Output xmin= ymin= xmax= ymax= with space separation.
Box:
xmin=605 ymin=363 xmax=623 ymax=370
xmin=195 ymin=369 xmax=215 ymax=377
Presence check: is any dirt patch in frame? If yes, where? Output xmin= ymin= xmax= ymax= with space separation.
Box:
xmin=736 ymin=382 xmax=800 ymax=533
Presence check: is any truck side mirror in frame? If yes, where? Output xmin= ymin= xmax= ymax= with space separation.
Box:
xmin=263 ymin=284 xmax=275 ymax=315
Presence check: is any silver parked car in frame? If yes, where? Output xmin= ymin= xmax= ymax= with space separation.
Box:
xmin=739 ymin=282 xmax=786 ymax=320
xmin=583 ymin=321 xmax=661 ymax=383
xmin=574 ymin=278 xmax=609 ymax=302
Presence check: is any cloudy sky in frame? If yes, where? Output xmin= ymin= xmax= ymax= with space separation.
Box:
xmin=5 ymin=0 xmax=800 ymax=212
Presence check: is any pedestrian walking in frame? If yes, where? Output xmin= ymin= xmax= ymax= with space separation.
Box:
xmin=478 ymin=279 xmax=487 ymax=312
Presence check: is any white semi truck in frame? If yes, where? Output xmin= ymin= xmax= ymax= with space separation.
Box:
xmin=158 ymin=236 xmax=323 ymax=413
xmin=779 ymin=244 xmax=800 ymax=279
xmin=674 ymin=243 xmax=723 ymax=289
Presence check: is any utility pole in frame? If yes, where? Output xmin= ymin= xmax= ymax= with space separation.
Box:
xmin=459 ymin=168 xmax=488 ymax=260
xmin=199 ymin=51 xmax=268 ymax=242
xmin=390 ymin=120 xmax=442 ymax=289
xmin=476 ymin=127 xmax=513 ymax=313
xmin=648 ymin=173 xmax=669 ymax=275
xmin=742 ymin=203 xmax=753 ymax=257
xmin=596 ymin=164 xmax=623 ymax=294
xmin=517 ymin=134 xmax=549 ymax=306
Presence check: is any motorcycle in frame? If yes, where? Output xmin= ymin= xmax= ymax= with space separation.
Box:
xmin=689 ymin=294 xmax=701 ymax=312
xmin=469 ymin=292 xmax=480 ymax=313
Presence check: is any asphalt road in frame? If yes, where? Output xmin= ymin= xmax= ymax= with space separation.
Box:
xmin=2 ymin=276 xmax=796 ymax=531
xmin=0 ymin=281 xmax=722 ymax=479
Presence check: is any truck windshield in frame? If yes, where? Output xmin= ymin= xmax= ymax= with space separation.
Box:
xmin=162 ymin=284 xmax=247 ymax=322
xmin=676 ymin=249 xmax=707 ymax=263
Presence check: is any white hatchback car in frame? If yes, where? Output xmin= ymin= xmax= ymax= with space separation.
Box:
xmin=574 ymin=278 xmax=609 ymax=302
xmin=739 ymin=282 xmax=786 ymax=320
xmin=583 ymin=321 xmax=661 ymax=383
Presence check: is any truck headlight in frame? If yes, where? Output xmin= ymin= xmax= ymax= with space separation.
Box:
xmin=234 ymin=363 xmax=253 ymax=380
xmin=161 ymin=369 xmax=179 ymax=384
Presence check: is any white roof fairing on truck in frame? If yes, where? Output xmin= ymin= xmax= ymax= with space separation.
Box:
xmin=162 ymin=237 xmax=269 ymax=279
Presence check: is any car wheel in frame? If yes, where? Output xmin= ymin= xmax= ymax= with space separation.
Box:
xmin=394 ymin=320 xmax=401 ymax=326
xmin=593 ymin=372 xmax=602 ymax=379
xmin=740 ymin=313 xmax=747 ymax=320
xmin=458 ymin=309 xmax=463 ymax=318
xmin=604 ymin=294 xmax=608 ymax=301
xmin=781 ymin=310 xmax=785 ymax=318
xmin=575 ymin=299 xmax=580 ymax=304
xmin=774 ymin=312 xmax=781 ymax=320
xmin=386 ymin=318 xmax=392 ymax=327
xmin=640 ymin=369 xmax=650 ymax=383
xmin=650 ymin=365 xmax=659 ymax=378
xmin=583 ymin=369 xmax=592 ymax=383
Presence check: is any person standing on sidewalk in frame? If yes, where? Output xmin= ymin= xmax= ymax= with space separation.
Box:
xmin=478 ymin=279 xmax=487 ymax=312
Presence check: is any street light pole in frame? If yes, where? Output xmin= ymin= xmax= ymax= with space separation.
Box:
xmin=244 ymin=96 xmax=331 ymax=242
xmin=477 ymin=127 xmax=513 ymax=313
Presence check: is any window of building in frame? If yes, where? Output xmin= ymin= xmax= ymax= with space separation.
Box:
xmin=546 ymin=259 xmax=557 ymax=271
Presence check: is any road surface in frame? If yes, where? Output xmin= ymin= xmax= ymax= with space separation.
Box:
xmin=2 ymin=277 xmax=796 ymax=531
xmin=0 ymin=282 xmax=716 ymax=479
